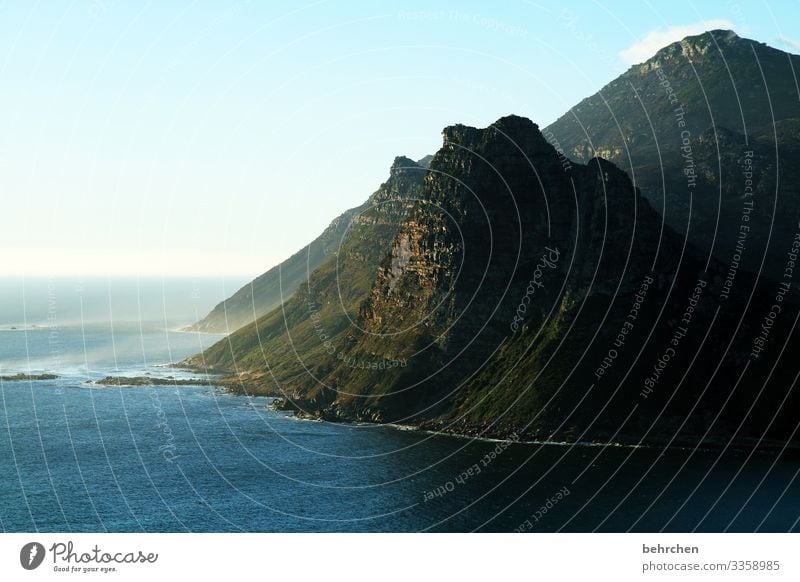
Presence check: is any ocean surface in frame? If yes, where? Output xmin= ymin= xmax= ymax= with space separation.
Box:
xmin=0 ymin=280 xmax=798 ymax=532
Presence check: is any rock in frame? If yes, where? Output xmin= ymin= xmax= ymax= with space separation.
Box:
xmin=90 ymin=376 xmax=214 ymax=387
xmin=0 ymin=373 xmax=59 ymax=382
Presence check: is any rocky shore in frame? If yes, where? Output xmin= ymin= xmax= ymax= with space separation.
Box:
xmin=265 ymin=396 xmax=800 ymax=454
xmin=0 ymin=372 xmax=59 ymax=382
xmin=90 ymin=375 xmax=217 ymax=387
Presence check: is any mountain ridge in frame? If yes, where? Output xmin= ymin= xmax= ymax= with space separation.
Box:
xmin=185 ymin=113 xmax=800 ymax=449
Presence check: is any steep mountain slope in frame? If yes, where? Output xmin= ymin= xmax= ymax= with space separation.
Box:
xmin=188 ymin=115 xmax=800 ymax=448
xmin=186 ymin=156 xmax=425 ymax=380
xmin=187 ymin=204 xmax=364 ymax=333
xmin=545 ymin=29 xmax=800 ymax=280
xmin=188 ymin=157 xmax=428 ymax=333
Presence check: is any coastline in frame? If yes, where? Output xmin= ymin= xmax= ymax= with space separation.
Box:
xmin=158 ymin=361 xmax=800 ymax=456
xmin=11 ymin=363 xmax=799 ymax=456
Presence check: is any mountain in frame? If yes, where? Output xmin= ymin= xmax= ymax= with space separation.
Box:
xmin=187 ymin=157 xmax=426 ymax=333
xmin=198 ymin=30 xmax=800 ymax=335
xmin=187 ymin=115 xmax=800 ymax=449
xmin=545 ymin=29 xmax=800 ymax=281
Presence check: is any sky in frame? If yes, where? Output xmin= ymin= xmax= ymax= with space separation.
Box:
xmin=1 ymin=0 xmax=799 ymax=278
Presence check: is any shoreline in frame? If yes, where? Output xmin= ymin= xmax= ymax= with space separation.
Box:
xmin=12 ymin=365 xmax=799 ymax=456
xmin=88 ymin=375 xmax=221 ymax=387
xmin=266 ymin=394 xmax=799 ymax=456
xmin=116 ymin=363 xmax=800 ymax=456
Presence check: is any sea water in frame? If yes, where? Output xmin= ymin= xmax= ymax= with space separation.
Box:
xmin=0 ymin=280 xmax=797 ymax=532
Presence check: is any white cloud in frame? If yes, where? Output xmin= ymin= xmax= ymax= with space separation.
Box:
xmin=619 ymin=20 xmax=736 ymax=64
xmin=778 ymin=36 xmax=800 ymax=52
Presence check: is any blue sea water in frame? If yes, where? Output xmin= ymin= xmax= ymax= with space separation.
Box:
xmin=0 ymin=283 xmax=798 ymax=532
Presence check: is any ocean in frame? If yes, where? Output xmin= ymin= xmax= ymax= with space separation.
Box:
xmin=0 ymin=279 xmax=797 ymax=532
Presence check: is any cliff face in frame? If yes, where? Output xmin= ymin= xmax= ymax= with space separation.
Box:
xmin=544 ymin=29 xmax=800 ymax=280
xmin=189 ymin=115 xmax=800 ymax=448
xmin=184 ymin=156 xmax=426 ymax=381
xmin=187 ymin=157 xmax=427 ymax=334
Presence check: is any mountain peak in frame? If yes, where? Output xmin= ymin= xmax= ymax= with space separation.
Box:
xmin=442 ymin=115 xmax=541 ymax=142
xmin=545 ymin=23 xmax=800 ymax=282
xmin=645 ymin=29 xmax=751 ymax=66
xmin=390 ymin=155 xmax=419 ymax=169
xmin=684 ymin=28 xmax=740 ymax=43
xmin=679 ymin=28 xmax=741 ymax=50
xmin=389 ymin=155 xmax=422 ymax=176
xmin=493 ymin=113 xmax=539 ymax=131
xmin=439 ymin=115 xmax=555 ymax=162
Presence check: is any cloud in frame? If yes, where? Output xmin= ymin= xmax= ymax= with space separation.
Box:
xmin=619 ymin=20 xmax=735 ymax=64
xmin=778 ymin=36 xmax=800 ymax=52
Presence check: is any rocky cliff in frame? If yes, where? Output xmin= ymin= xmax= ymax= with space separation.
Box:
xmin=187 ymin=115 xmax=800 ymax=449
xmin=184 ymin=156 xmax=425 ymax=381
xmin=187 ymin=157 xmax=429 ymax=333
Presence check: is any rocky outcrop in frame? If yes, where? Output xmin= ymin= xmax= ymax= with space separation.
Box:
xmin=187 ymin=156 xmax=431 ymax=334
xmin=90 ymin=376 xmax=215 ymax=387
xmin=0 ymin=373 xmax=59 ymax=382
xmin=182 ymin=155 xmax=427 ymax=384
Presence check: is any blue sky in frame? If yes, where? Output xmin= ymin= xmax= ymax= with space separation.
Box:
xmin=1 ymin=0 xmax=798 ymax=277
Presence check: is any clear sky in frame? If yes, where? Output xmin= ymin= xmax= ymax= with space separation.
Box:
xmin=1 ymin=0 xmax=798 ymax=277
